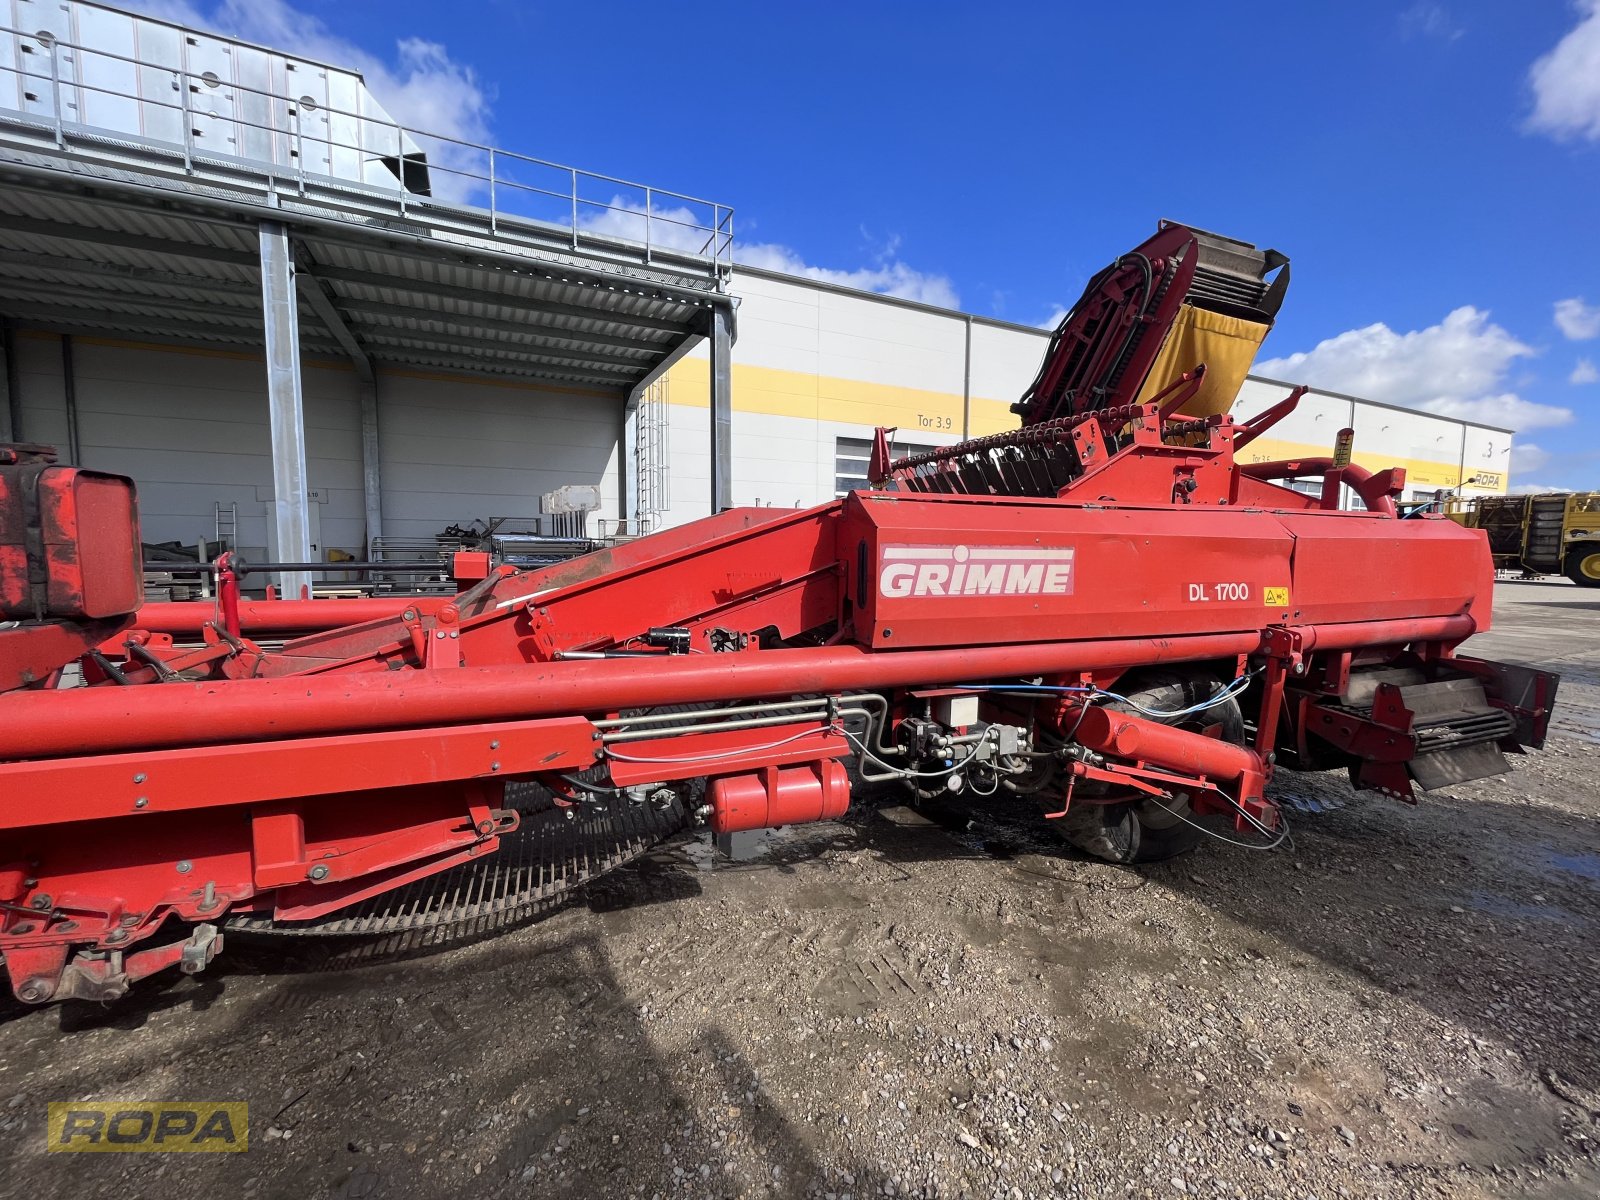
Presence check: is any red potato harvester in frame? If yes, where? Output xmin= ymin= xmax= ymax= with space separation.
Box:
xmin=0 ymin=223 xmax=1559 ymax=1005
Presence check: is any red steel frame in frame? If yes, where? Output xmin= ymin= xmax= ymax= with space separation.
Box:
xmin=0 ymin=231 xmax=1560 ymax=1005
xmin=0 ymin=391 xmax=1553 ymax=1004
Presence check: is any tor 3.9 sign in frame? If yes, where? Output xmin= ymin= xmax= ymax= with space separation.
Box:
xmin=880 ymin=544 xmax=1075 ymax=599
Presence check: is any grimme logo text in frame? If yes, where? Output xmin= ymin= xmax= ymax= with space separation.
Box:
xmin=47 ymin=1102 xmax=248 ymax=1153
xmin=880 ymin=544 xmax=1075 ymax=599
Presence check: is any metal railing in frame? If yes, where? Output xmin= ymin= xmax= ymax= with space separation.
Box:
xmin=0 ymin=17 xmax=733 ymax=277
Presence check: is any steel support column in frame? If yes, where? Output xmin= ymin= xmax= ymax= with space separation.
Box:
xmin=359 ymin=380 xmax=384 ymax=556
xmin=258 ymin=221 xmax=315 ymax=597
xmin=0 ymin=319 xmax=18 ymax=443
xmin=961 ymin=314 xmax=973 ymax=440
xmin=709 ymin=305 xmax=733 ymax=514
xmin=60 ymin=335 xmax=81 ymax=465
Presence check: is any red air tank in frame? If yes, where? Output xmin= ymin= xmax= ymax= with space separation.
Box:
xmin=707 ymin=761 xmax=851 ymax=834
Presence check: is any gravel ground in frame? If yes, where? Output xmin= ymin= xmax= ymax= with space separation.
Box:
xmin=1 ymin=580 xmax=1597 ymax=1200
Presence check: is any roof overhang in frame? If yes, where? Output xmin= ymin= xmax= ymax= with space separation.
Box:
xmin=0 ymin=150 xmax=734 ymax=395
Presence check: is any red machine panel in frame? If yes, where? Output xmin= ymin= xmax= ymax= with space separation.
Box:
xmin=841 ymin=492 xmax=1295 ymax=649
xmin=0 ymin=461 xmax=141 ymax=620
xmin=1277 ymin=513 xmax=1494 ymax=631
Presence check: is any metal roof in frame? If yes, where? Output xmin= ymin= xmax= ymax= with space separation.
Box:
xmin=0 ymin=168 xmax=728 ymax=392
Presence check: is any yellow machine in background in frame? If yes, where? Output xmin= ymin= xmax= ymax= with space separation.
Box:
xmin=1446 ymin=492 xmax=1600 ymax=587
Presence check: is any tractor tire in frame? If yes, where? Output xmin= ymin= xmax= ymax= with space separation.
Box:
xmin=1565 ymin=545 xmax=1600 ymax=588
xmin=1056 ymin=671 xmax=1246 ymax=865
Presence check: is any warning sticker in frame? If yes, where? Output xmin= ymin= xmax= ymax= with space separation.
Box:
xmin=1263 ymin=587 xmax=1290 ymax=607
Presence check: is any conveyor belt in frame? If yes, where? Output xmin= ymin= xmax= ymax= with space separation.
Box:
xmin=226 ymin=784 xmax=687 ymax=943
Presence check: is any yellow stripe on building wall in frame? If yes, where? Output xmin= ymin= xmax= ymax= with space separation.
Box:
xmin=667 ymin=359 xmax=1490 ymax=490
xmin=969 ymin=396 xmax=1017 ymax=437
xmin=667 ymin=358 xmax=967 ymax=436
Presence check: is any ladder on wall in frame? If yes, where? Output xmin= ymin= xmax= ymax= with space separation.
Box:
xmin=635 ymin=376 xmax=669 ymax=534
xmin=214 ymin=501 xmax=237 ymax=551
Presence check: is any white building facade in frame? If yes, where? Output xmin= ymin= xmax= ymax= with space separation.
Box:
xmin=652 ymin=267 xmax=1513 ymax=529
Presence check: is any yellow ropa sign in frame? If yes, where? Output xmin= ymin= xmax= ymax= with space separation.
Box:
xmin=47 ymin=1102 xmax=248 ymax=1153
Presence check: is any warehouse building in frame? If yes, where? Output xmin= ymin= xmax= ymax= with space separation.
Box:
xmin=0 ymin=1 xmax=1513 ymax=592
xmin=650 ymin=270 xmax=1513 ymax=527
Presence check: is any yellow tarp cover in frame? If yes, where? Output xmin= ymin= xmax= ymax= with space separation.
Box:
xmin=1135 ymin=304 xmax=1271 ymax=418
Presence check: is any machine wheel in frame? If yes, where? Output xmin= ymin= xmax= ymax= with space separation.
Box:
xmin=1056 ymin=671 xmax=1245 ymax=865
xmin=1564 ymin=545 xmax=1600 ymax=588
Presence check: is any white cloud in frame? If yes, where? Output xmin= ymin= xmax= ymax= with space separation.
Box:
xmin=126 ymin=0 xmax=492 ymax=200
xmin=1036 ymin=305 xmax=1070 ymax=330
xmin=1422 ymin=392 xmax=1573 ymax=430
xmin=1400 ymin=3 xmax=1464 ymax=42
xmin=1256 ymin=306 xmax=1572 ymax=431
xmin=1555 ymin=297 xmax=1600 ymax=340
xmin=1572 ymin=358 xmax=1600 ymax=384
xmin=1527 ymin=0 xmax=1600 ymax=141
xmin=737 ymin=241 xmax=959 ymax=308
xmin=1511 ymin=442 xmax=1551 ymax=474
xmin=584 ymin=202 xmax=959 ymax=307
xmin=1511 ymin=482 xmax=1563 ymax=495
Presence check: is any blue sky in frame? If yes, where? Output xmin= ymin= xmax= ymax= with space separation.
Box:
xmin=139 ymin=1 xmax=1600 ymax=490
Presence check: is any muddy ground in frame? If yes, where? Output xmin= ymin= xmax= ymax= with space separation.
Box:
xmin=1 ymin=579 xmax=1597 ymax=1200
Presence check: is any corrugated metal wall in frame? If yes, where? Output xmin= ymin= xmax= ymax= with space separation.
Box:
xmin=8 ymin=332 xmax=621 ymax=554
xmin=375 ymin=372 xmax=620 ymax=543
